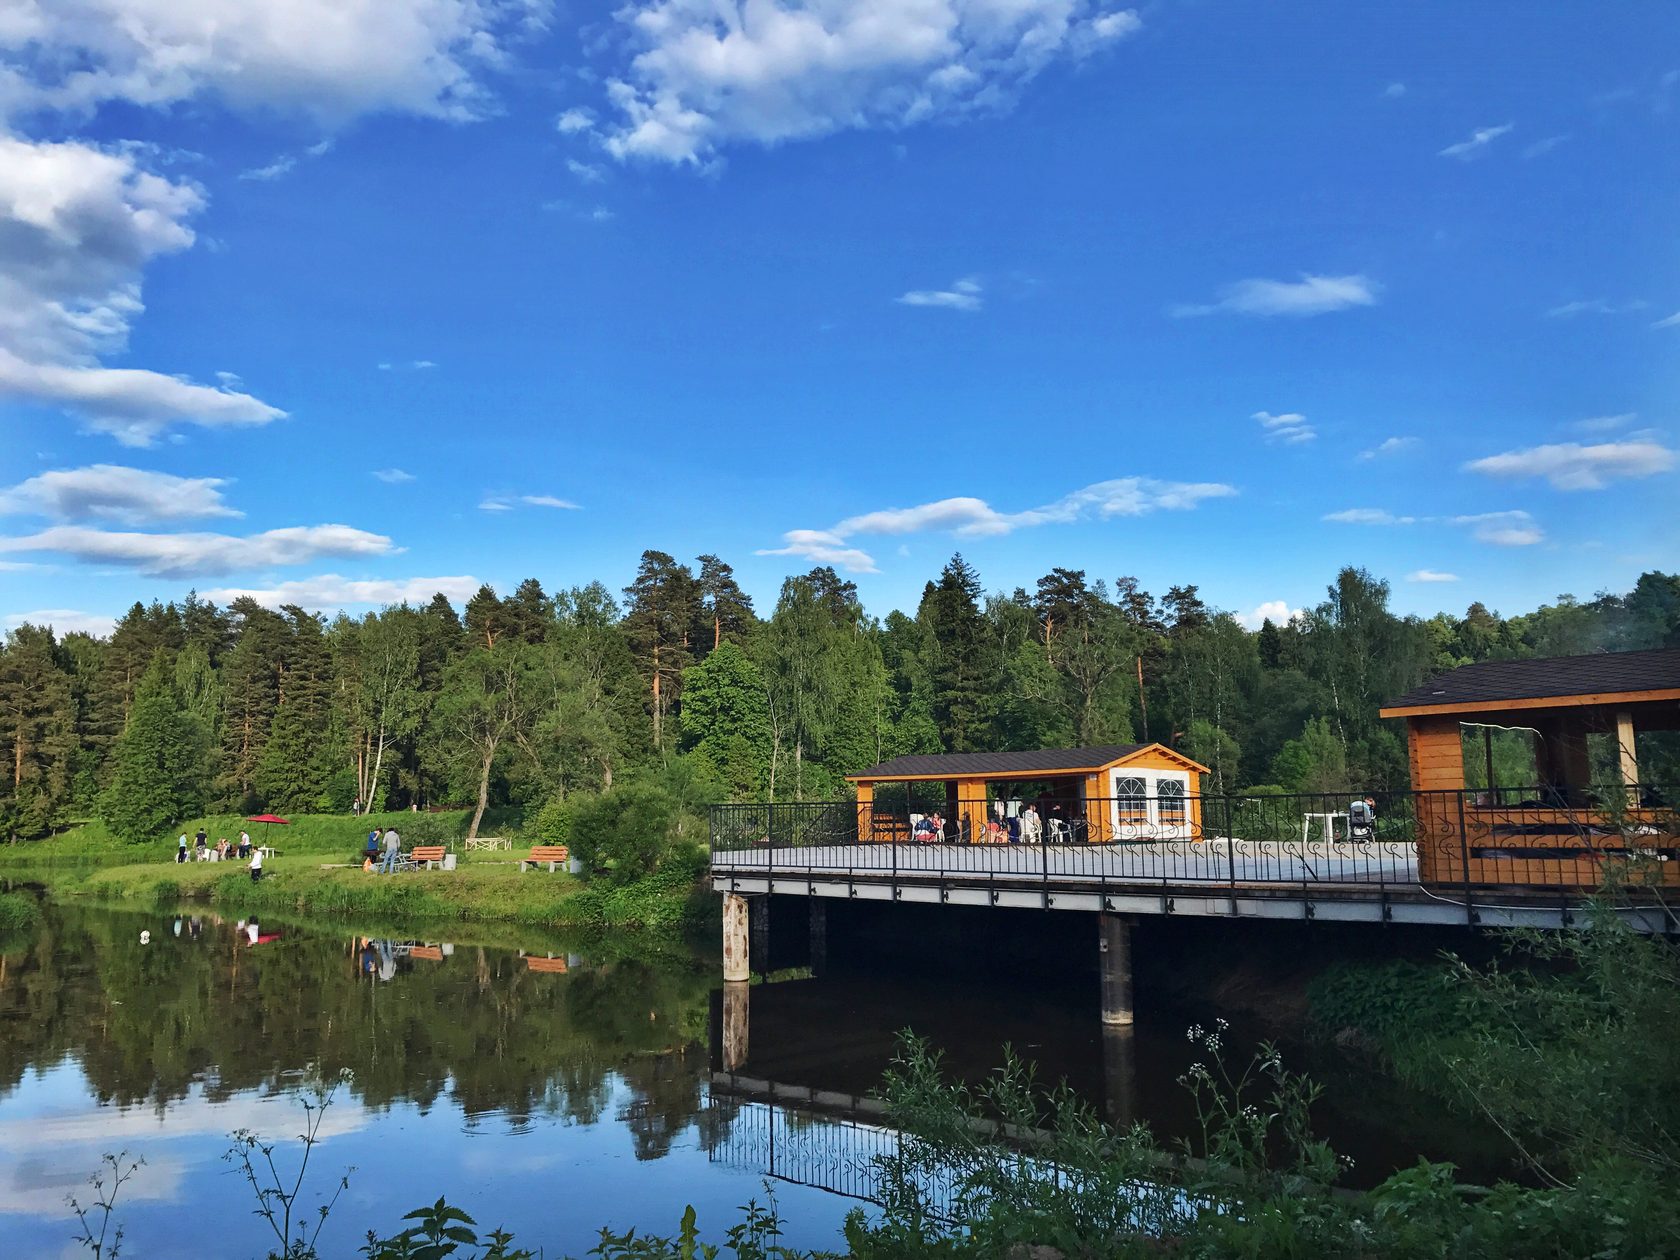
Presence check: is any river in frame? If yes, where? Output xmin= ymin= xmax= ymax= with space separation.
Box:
xmin=0 ymin=897 xmax=1515 ymax=1257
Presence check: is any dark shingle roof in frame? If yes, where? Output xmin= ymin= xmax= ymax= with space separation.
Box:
xmin=851 ymin=745 xmax=1151 ymax=780
xmin=1384 ymin=648 xmax=1680 ymax=712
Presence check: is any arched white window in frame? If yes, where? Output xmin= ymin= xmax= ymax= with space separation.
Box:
xmin=1115 ymin=774 xmax=1148 ymax=824
xmin=1157 ymin=778 xmax=1186 ymax=823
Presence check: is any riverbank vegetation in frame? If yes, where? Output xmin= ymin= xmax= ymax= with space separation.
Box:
xmin=4 ymin=561 xmax=1677 ymax=849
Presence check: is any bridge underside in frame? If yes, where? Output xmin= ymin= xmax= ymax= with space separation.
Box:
xmin=711 ymin=842 xmax=1674 ymax=932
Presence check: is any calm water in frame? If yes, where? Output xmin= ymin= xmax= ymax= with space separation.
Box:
xmin=0 ymin=898 xmax=1514 ymax=1258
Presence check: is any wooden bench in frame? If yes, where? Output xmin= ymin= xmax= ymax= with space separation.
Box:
xmin=408 ymin=945 xmax=444 ymax=962
xmin=409 ymin=845 xmax=447 ymax=870
xmin=525 ymin=955 xmax=569 ymax=974
xmin=520 ymin=845 xmax=570 ymax=873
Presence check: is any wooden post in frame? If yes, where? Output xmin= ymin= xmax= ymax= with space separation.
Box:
xmin=722 ymin=893 xmax=750 ymax=982
xmin=1616 ymin=710 xmax=1639 ymax=799
xmin=1099 ymin=913 xmax=1134 ymax=1026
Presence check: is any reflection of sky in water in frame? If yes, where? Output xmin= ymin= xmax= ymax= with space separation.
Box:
xmin=0 ymin=1064 xmax=862 ymax=1258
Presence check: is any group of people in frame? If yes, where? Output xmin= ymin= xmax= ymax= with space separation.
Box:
xmin=363 ymin=826 xmax=404 ymax=873
xmin=175 ymin=828 xmax=265 ymax=880
xmin=910 ymin=802 xmax=1055 ymax=844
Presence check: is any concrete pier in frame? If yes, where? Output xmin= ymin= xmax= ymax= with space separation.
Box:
xmin=1098 ymin=913 xmax=1134 ymax=1027
xmin=1101 ymin=1025 xmax=1137 ymax=1128
xmin=722 ymin=980 xmax=750 ymax=1070
xmin=723 ymin=892 xmax=750 ymax=983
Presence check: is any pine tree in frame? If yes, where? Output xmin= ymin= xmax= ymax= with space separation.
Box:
xmin=694 ymin=555 xmax=756 ymax=654
xmin=921 ymin=554 xmax=987 ymax=752
xmin=622 ymin=551 xmax=697 ymax=750
xmin=101 ymin=655 xmax=206 ymax=843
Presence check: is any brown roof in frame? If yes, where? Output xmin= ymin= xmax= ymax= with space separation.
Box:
xmin=850 ymin=743 xmax=1206 ymax=780
xmin=1383 ymin=648 xmax=1680 ymax=714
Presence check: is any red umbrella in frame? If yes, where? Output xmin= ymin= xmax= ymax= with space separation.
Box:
xmin=244 ymin=814 xmax=291 ymax=849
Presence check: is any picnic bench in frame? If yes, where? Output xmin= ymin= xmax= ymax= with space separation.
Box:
xmin=408 ymin=845 xmax=448 ymax=870
xmin=520 ymin=845 xmax=571 ymax=873
xmin=408 ymin=945 xmax=444 ymax=962
xmin=525 ymin=954 xmax=569 ymax=974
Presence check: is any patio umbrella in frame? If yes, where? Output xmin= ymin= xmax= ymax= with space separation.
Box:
xmin=245 ymin=814 xmax=291 ymax=849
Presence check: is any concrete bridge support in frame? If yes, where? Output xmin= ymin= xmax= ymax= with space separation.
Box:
xmin=1101 ymin=1025 xmax=1137 ymax=1129
xmin=722 ymin=979 xmax=750 ymax=1071
xmin=1098 ymin=913 xmax=1134 ymax=1027
xmin=809 ymin=899 xmax=827 ymax=975
xmin=723 ymin=892 xmax=750 ymax=983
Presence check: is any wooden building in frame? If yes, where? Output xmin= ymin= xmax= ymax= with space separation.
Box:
xmin=1381 ymin=648 xmax=1680 ymax=887
xmin=846 ymin=744 xmax=1210 ymax=844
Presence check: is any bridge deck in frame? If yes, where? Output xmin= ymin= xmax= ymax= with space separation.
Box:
xmin=711 ymin=841 xmax=1672 ymax=931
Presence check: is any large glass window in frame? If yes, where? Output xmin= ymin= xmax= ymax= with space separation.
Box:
xmin=1116 ymin=774 xmax=1148 ymax=824
xmin=1158 ymin=778 xmax=1186 ymax=823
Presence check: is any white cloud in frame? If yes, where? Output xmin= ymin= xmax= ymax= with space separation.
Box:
xmin=1464 ymin=441 xmax=1677 ymax=491
xmin=1173 ymin=274 xmax=1378 ymax=318
xmin=0 ymin=523 xmax=396 ymax=577
xmin=3 ymin=607 xmax=118 ymax=636
xmin=1571 ymin=413 xmax=1634 ymax=435
xmin=480 ymin=492 xmax=582 ymax=511
xmin=1323 ymin=508 xmax=1416 ymax=526
xmin=0 ymin=0 xmax=543 ymax=124
xmin=557 ymin=108 xmax=595 ymax=133
xmin=1235 ymin=599 xmax=1302 ymax=630
xmin=0 ymin=134 xmax=285 ymax=444
xmin=567 ymin=158 xmax=605 ymax=183
xmin=1452 ymin=510 xmax=1544 ymax=547
xmin=1407 ymin=570 xmax=1460 ymax=583
xmin=1522 ymin=133 xmax=1568 ymax=159
xmin=897 ymin=277 xmax=982 ymax=312
xmin=201 ymin=573 xmax=482 ymax=611
xmin=1438 ymin=122 xmax=1514 ymax=159
xmin=1654 ymin=311 xmax=1680 ymax=330
xmin=596 ymin=1 xmax=1141 ymax=165
xmin=1358 ymin=436 xmax=1417 ymax=459
xmin=589 ymin=205 xmax=615 ymax=222
xmin=0 ymin=464 xmax=239 ymax=523
xmin=238 ymin=155 xmax=296 ymax=181
xmin=1546 ymin=298 xmax=1644 ymax=317
xmin=1252 ymin=410 xmax=1315 ymax=443
xmin=1383 ymin=81 xmax=1406 ymax=99
xmin=763 ymin=476 xmax=1236 ymax=573
xmin=373 ymin=468 xmax=416 ymax=483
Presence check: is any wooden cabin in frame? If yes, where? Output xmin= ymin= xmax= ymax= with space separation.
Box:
xmin=846 ymin=744 xmax=1210 ymax=844
xmin=1381 ymin=648 xmax=1680 ymax=888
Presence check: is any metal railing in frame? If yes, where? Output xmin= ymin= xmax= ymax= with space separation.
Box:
xmin=709 ymin=786 xmax=1679 ymax=896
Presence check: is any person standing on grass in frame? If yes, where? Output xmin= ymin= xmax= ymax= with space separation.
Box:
xmin=177 ymin=834 xmax=188 ymax=863
xmin=381 ymin=825 xmax=402 ymax=874
xmin=249 ymin=846 xmax=264 ymax=882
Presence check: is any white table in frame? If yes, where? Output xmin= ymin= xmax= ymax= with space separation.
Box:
xmin=1300 ymin=812 xmax=1347 ymax=844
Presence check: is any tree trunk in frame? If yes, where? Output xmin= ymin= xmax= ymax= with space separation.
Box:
xmin=468 ymin=736 xmax=498 ymax=839
xmin=368 ymin=723 xmax=388 ymax=811
xmin=651 ymin=644 xmax=663 ymax=750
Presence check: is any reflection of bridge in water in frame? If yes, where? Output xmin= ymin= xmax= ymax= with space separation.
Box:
xmin=704 ymin=1073 xmax=955 ymax=1217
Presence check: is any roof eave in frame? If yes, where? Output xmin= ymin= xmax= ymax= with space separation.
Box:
xmin=1381 ymin=686 xmax=1680 ymax=719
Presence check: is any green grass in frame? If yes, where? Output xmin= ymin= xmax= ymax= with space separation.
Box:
xmin=37 ymin=854 xmax=696 ymax=932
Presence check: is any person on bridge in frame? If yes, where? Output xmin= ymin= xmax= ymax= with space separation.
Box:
xmin=1020 ymin=805 xmax=1042 ymax=844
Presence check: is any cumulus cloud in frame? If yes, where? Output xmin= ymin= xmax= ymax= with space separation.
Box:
xmin=1172 ymin=274 xmax=1378 ymax=318
xmin=1235 ymin=599 xmax=1303 ymax=630
xmin=1438 ymin=122 xmax=1514 ymax=159
xmin=373 ymin=468 xmax=416 ymax=484
xmin=0 ymin=0 xmax=545 ymax=124
xmin=1407 ymin=570 xmax=1460 ymax=583
xmin=567 ymin=158 xmax=605 ymax=183
xmin=1253 ymin=410 xmax=1315 ymax=444
xmin=238 ymin=155 xmax=297 ymax=181
xmin=897 ymin=277 xmax=982 ymax=312
xmin=1453 ymin=510 xmax=1544 ymax=546
xmin=1383 ymin=82 xmax=1406 ymax=99
xmin=1464 ymin=441 xmax=1677 ymax=491
xmin=0 ymin=464 xmax=239 ymax=523
xmin=3 ymin=608 xmax=118 ymax=636
xmin=762 ymin=477 xmax=1237 ymax=573
xmin=0 ymin=523 xmax=396 ymax=578
xmin=200 ymin=574 xmax=482 ymax=611
xmin=0 ymin=134 xmax=285 ymax=444
xmin=1358 ymin=436 xmax=1417 ymax=459
xmin=556 ymin=108 xmax=595 ymax=133
xmin=1571 ymin=414 xmax=1634 ymax=435
xmin=594 ymin=1 xmax=1141 ymax=165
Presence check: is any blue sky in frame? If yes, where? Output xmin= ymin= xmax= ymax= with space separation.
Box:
xmin=1 ymin=1 xmax=1676 ymax=637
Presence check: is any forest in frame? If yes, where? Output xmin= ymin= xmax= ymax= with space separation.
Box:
xmin=2 ymin=553 xmax=1678 ymax=845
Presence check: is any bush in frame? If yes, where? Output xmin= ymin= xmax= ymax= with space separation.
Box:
xmin=567 ymin=783 xmax=687 ymax=885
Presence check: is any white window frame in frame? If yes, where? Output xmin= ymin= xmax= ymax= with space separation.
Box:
xmin=1110 ymin=768 xmax=1192 ymax=838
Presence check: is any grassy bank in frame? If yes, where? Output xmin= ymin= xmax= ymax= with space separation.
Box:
xmin=23 ymin=857 xmax=703 ymax=932
xmin=0 ymin=809 xmax=708 ymax=933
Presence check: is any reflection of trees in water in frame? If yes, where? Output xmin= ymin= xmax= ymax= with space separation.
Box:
xmin=0 ymin=902 xmax=714 ymax=1146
